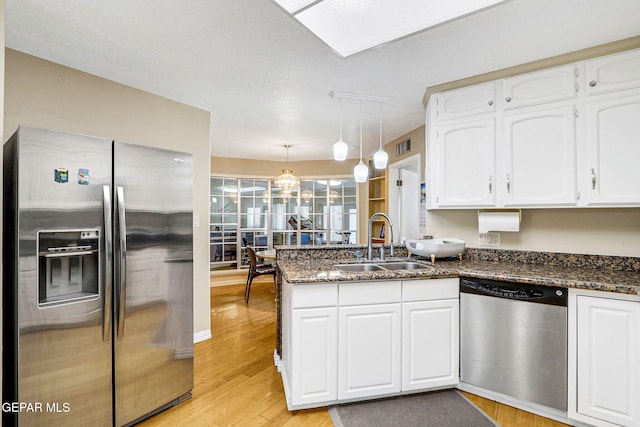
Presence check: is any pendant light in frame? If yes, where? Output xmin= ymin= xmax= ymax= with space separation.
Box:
xmin=274 ymin=145 xmax=300 ymax=191
xmin=373 ymin=102 xmax=388 ymax=169
xmin=353 ymin=101 xmax=369 ymax=183
xmin=333 ymin=98 xmax=348 ymax=161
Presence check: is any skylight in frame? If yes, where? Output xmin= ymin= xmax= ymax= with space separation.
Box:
xmin=274 ymin=0 xmax=508 ymax=57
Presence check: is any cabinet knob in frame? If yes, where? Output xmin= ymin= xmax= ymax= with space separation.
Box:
xmin=591 ymin=168 xmax=597 ymax=190
xmin=488 ymin=175 xmax=493 ymax=194
xmin=505 ymin=96 xmax=512 ymax=102
xmin=589 ymin=80 xmax=597 ymax=87
xmin=488 ymin=100 xmax=494 ymax=106
xmin=506 ymin=174 xmax=511 ymax=194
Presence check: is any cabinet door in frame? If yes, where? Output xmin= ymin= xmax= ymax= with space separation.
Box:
xmin=291 ymin=307 xmax=338 ymax=406
xmin=585 ymin=94 xmax=640 ymax=206
xmin=576 ymin=296 xmax=640 ymax=427
xmin=436 ymin=118 xmax=496 ymax=207
xmin=503 ymin=64 xmax=577 ymax=110
xmin=585 ymin=48 xmax=640 ymax=96
xmin=338 ymin=304 xmax=401 ymax=400
xmin=402 ymin=299 xmax=459 ymax=391
xmin=502 ymin=105 xmax=577 ymax=206
xmin=434 ymin=82 xmax=496 ymax=122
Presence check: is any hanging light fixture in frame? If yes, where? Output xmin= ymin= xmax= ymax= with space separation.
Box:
xmin=301 ymin=189 xmax=313 ymax=202
xmin=373 ymin=102 xmax=388 ymax=169
xmin=333 ymin=97 xmax=348 ymax=161
xmin=274 ymin=145 xmax=300 ymax=191
xmin=353 ymin=101 xmax=369 ymax=183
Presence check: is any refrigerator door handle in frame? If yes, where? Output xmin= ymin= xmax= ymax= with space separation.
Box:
xmin=116 ymin=186 xmax=127 ymax=338
xmin=103 ymin=186 xmax=113 ymax=342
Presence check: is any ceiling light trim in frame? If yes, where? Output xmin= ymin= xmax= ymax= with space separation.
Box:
xmin=275 ymin=0 xmax=510 ymax=58
xmin=291 ymin=0 xmax=325 ymax=16
xmin=330 ymin=90 xmax=391 ymax=103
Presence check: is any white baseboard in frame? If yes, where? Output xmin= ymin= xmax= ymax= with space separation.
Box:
xmin=194 ymin=329 xmax=212 ymax=343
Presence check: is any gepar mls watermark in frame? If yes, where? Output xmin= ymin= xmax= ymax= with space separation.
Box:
xmin=2 ymin=402 xmax=71 ymax=413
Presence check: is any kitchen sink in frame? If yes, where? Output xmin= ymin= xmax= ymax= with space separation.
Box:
xmin=334 ymin=261 xmax=431 ymax=272
xmin=377 ymin=261 xmax=431 ymax=270
xmin=333 ymin=263 xmax=385 ymax=272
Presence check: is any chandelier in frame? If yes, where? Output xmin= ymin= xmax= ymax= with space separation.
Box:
xmin=275 ymin=145 xmax=300 ymax=191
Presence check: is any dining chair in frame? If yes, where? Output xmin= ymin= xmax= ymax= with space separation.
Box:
xmin=244 ymin=246 xmax=276 ymax=303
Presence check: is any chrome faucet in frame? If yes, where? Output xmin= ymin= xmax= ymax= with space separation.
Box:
xmin=367 ymin=212 xmax=394 ymax=261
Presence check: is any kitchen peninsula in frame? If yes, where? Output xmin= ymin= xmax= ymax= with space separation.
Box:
xmin=274 ymin=245 xmax=640 ymax=426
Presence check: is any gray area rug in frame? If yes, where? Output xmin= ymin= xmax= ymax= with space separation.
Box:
xmin=329 ymin=390 xmax=499 ymax=427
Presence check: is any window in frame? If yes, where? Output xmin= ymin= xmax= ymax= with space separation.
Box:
xmin=210 ymin=176 xmax=358 ymax=270
xmin=209 ymin=177 xmax=238 ymax=268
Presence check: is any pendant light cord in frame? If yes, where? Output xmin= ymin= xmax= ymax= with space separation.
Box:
xmin=359 ymin=101 xmax=363 ymax=160
xmin=379 ymin=102 xmax=382 ymax=150
xmin=339 ymin=98 xmax=343 ymax=140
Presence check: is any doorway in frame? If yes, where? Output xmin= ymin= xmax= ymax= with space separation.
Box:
xmin=388 ymin=154 xmax=421 ymax=243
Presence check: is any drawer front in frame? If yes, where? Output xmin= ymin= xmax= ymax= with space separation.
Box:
xmin=503 ymin=64 xmax=577 ymax=110
xmin=339 ymin=281 xmax=401 ymax=306
xmin=403 ymin=278 xmax=459 ymax=302
xmin=435 ymin=82 xmax=496 ymax=122
xmin=292 ymin=283 xmax=338 ymax=308
xmin=585 ymin=48 xmax=640 ymax=96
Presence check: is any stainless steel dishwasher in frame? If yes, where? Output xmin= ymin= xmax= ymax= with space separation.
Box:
xmin=460 ymin=278 xmax=567 ymax=411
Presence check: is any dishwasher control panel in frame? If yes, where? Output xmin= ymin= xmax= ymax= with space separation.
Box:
xmin=460 ymin=278 xmax=567 ymax=307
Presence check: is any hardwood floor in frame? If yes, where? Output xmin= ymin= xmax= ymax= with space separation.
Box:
xmin=138 ymin=276 xmax=569 ymax=426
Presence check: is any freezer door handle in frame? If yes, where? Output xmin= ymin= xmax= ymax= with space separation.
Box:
xmin=102 ymin=186 xmax=113 ymax=342
xmin=116 ymin=186 xmax=127 ymax=338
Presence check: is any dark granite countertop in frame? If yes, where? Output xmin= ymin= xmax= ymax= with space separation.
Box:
xmin=278 ymin=257 xmax=640 ymax=296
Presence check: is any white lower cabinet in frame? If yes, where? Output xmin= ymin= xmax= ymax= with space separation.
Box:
xmin=290 ymin=307 xmax=338 ymax=406
xmin=281 ymin=278 xmax=460 ymax=409
xmin=569 ymin=289 xmax=640 ymax=427
xmin=402 ymin=278 xmax=460 ymax=391
xmin=338 ymin=303 xmax=402 ymax=400
xmin=402 ymin=299 xmax=459 ymax=391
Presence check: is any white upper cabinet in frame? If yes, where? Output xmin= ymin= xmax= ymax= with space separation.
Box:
xmin=502 ymin=105 xmax=577 ymax=206
xmin=427 ymin=47 xmax=640 ymax=209
xmin=436 ymin=118 xmax=496 ymax=207
xmin=503 ymin=64 xmax=578 ymax=110
xmin=585 ymin=48 xmax=640 ymax=96
xmin=434 ymin=82 xmax=496 ymax=122
xmin=585 ymin=94 xmax=640 ymax=206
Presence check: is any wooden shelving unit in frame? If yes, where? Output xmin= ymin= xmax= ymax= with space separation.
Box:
xmin=367 ymin=160 xmax=388 ymax=244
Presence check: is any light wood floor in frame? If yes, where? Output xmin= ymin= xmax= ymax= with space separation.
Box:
xmin=138 ymin=277 xmax=570 ymax=427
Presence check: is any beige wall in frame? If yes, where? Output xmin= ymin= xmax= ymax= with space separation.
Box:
xmin=4 ymin=49 xmax=212 ymax=339
xmin=386 ymin=125 xmax=426 ymax=181
xmin=211 ymin=156 xmax=355 ymax=177
xmin=426 ymin=208 xmax=640 ymax=257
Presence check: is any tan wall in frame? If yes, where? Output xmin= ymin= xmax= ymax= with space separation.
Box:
xmin=426 ymin=208 xmax=640 ymax=257
xmin=386 ymin=125 xmax=426 ymax=180
xmin=211 ymin=156 xmax=355 ymax=177
xmin=4 ymin=49 xmax=212 ymax=339
xmin=423 ymin=38 xmax=640 ymax=258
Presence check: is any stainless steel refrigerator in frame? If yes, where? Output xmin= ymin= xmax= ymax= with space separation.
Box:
xmin=3 ymin=125 xmax=194 ymax=426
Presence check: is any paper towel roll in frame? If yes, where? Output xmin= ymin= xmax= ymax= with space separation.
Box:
xmin=478 ymin=211 xmax=520 ymax=234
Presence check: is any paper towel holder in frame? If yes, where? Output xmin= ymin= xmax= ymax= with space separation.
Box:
xmin=477 ymin=209 xmax=522 ymax=234
xmin=477 ymin=209 xmax=522 ymax=221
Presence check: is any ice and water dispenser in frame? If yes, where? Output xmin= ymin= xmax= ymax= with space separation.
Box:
xmin=37 ymin=229 xmax=100 ymax=306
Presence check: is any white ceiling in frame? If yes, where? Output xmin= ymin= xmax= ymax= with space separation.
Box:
xmin=5 ymin=0 xmax=640 ymax=162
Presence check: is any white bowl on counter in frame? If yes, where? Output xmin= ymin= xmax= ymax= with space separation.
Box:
xmin=405 ymin=238 xmax=466 ymax=262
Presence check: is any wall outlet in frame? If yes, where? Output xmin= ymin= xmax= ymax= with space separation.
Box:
xmin=479 ymin=232 xmax=501 ymax=246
